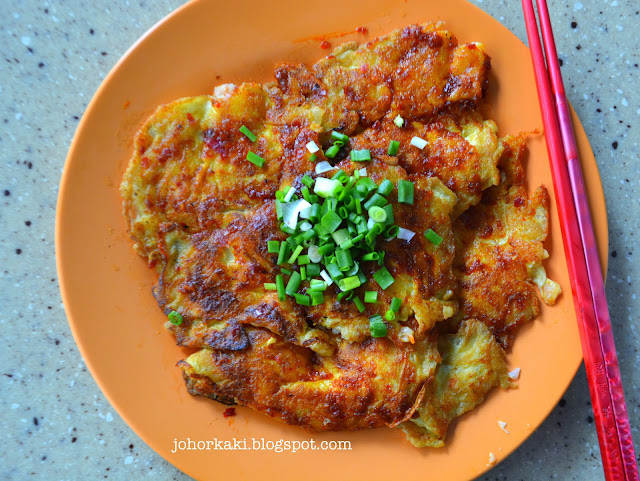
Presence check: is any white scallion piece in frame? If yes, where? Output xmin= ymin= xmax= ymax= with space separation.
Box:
xmin=410 ymin=136 xmax=428 ymax=150
xmin=497 ymin=421 xmax=509 ymax=434
xmin=397 ymin=227 xmax=416 ymax=241
xmin=508 ymin=368 xmax=521 ymax=380
xmin=308 ymin=245 xmax=322 ymax=263
xmin=315 ymin=161 xmax=337 ymax=174
xmin=283 ymin=186 xmax=296 ymax=202
xmin=394 ymin=114 xmax=404 ymax=128
xmin=299 ymin=221 xmax=313 ymax=232
xmin=281 ymin=198 xmax=311 ymax=229
xmin=358 ymin=167 xmax=367 ymax=176
xmin=299 ymin=204 xmax=313 ymax=219
xmin=306 ymin=140 xmax=320 ymax=153
xmin=320 ymin=269 xmax=334 ymax=286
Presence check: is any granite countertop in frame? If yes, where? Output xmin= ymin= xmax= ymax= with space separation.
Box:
xmin=1 ymin=0 xmax=638 ymax=479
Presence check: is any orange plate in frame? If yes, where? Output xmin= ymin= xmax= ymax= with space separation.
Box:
xmin=56 ymin=1 xmax=608 ymax=480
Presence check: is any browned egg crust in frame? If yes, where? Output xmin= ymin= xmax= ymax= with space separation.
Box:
xmin=120 ymin=23 xmax=558 ymax=439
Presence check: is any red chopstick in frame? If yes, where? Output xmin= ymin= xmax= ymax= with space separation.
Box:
xmin=521 ymin=1 xmax=638 ymax=480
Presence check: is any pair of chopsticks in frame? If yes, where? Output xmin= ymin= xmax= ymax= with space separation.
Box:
xmin=521 ymin=1 xmax=639 ymax=480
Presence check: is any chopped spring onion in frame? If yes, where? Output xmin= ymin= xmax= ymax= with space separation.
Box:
xmin=397 ymin=227 xmax=416 ymax=241
xmin=320 ymin=269 xmax=334 ymax=286
xmin=294 ymin=293 xmax=311 ymax=306
xmin=308 ymin=245 xmax=322 ymax=263
xmin=301 ymin=174 xmax=314 ymax=188
xmin=331 ymin=131 xmax=349 ymax=143
xmin=363 ymin=193 xmax=387 ymax=210
xmin=338 ymin=275 xmax=361 ymax=292
xmin=297 ymin=255 xmax=310 ymax=265
xmin=264 ymin=282 xmax=277 ymax=290
xmin=314 ymin=178 xmax=342 ymax=198
xmin=288 ymin=245 xmax=304 ymax=264
xmin=424 ymin=228 xmax=443 ymax=246
xmin=267 ymin=240 xmax=280 ymax=253
xmin=377 ymin=179 xmax=394 ymax=196
xmin=331 ymin=228 xmax=350 ymax=246
xmin=364 ymin=291 xmax=378 ymax=303
xmin=353 ymin=296 xmax=365 ymax=313
xmin=309 ymin=153 xmax=317 ymax=162
xmin=309 ymin=279 xmax=328 ymax=291
xmin=310 ymin=291 xmax=324 ymax=306
xmin=300 ymin=266 xmax=307 ymax=280
xmin=388 ymin=140 xmax=400 ymax=156
xmin=385 ymin=309 xmax=396 ymax=321
xmin=283 ymin=186 xmax=296 ymax=202
xmin=321 ymin=210 xmax=343 ymax=233
xmin=350 ymin=149 xmax=371 ymax=161
xmin=306 ymin=140 xmax=320 ymax=153
xmin=368 ymin=206 xmax=388 ymax=224
xmin=369 ymin=315 xmax=388 ymax=337
xmin=281 ymin=198 xmax=311 ymax=229
xmin=285 ymin=271 xmax=302 ymax=296
xmin=394 ymin=115 xmax=404 ymax=128
xmin=276 ymin=274 xmax=286 ymax=301
xmin=373 ymin=267 xmax=394 ymax=290
xmin=390 ymin=297 xmax=402 ymax=312
xmin=306 ymin=264 xmax=321 ymax=277
xmin=277 ymin=241 xmax=289 ymax=265
xmin=315 ymin=161 xmax=337 ymax=174
xmin=239 ymin=125 xmax=257 ymax=142
xmin=168 ymin=310 xmax=183 ymax=326
xmin=299 ymin=221 xmax=313 ymax=231
xmin=325 ymin=144 xmax=340 ymax=158
xmin=397 ymin=180 xmax=414 ymax=205
xmin=410 ymin=136 xmax=427 ymax=150
xmin=246 ymin=151 xmax=265 ymax=167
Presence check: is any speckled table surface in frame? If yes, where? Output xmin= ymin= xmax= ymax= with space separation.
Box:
xmin=1 ymin=0 xmax=638 ymax=479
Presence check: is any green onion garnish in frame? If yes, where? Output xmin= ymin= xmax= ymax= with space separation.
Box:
xmin=264 ymin=282 xmax=277 ymax=290
xmin=310 ymin=153 xmax=317 ymax=162
xmin=331 ymin=131 xmax=349 ymax=143
xmin=168 ymin=310 xmax=183 ymax=326
xmin=267 ymin=240 xmax=280 ymax=253
xmin=239 ymin=125 xmax=257 ymax=142
xmin=350 ymin=149 xmax=371 ymax=162
xmin=388 ymin=140 xmax=400 ymax=156
xmin=276 ymin=274 xmax=285 ymax=301
xmin=285 ymin=271 xmax=302 ymax=296
xmin=246 ymin=151 xmax=265 ymax=167
xmin=390 ymin=297 xmax=402 ymax=312
xmin=369 ymin=315 xmax=387 ymax=337
xmin=368 ymin=206 xmax=388 ymax=224
xmin=310 ymin=291 xmax=324 ymax=306
xmin=377 ymin=179 xmax=394 ymax=197
xmin=314 ymin=178 xmax=342 ymax=198
xmin=338 ymin=275 xmax=361 ymax=291
xmin=353 ymin=296 xmax=365 ymax=313
xmin=321 ymin=210 xmax=343 ymax=233
xmin=301 ymin=175 xmax=314 ymax=188
xmin=288 ymin=245 xmax=304 ymax=264
xmin=325 ymin=144 xmax=340 ymax=158
xmin=394 ymin=115 xmax=404 ymax=128
xmin=373 ymin=267 xmax=394 ymax=290
xmin=364 ymin=291 xmax=378 ymax=303
xmin=300 ymin=266 xmax=307 ymax=281
xmin=398 ymin=180 xmax=414 ymax=205
xmin=294 ymin=293 xmax=311 ymax=306
xmin=277 ymin=241 xmax=289 ymax=265
xmin=424 ymin=229 xmax=443 ymax=246
xmin=385 ymin=309 xmax=396 ymax=321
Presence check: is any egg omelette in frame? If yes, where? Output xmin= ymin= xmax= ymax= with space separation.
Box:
xmin=120 ymin=23 xmax=560 ymax=445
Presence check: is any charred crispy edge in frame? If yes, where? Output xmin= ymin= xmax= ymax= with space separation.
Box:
xmin=177 ymin=359 xmax=237 ymax=406
xmin=389 ymin=381 xmax=429 ymax=428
